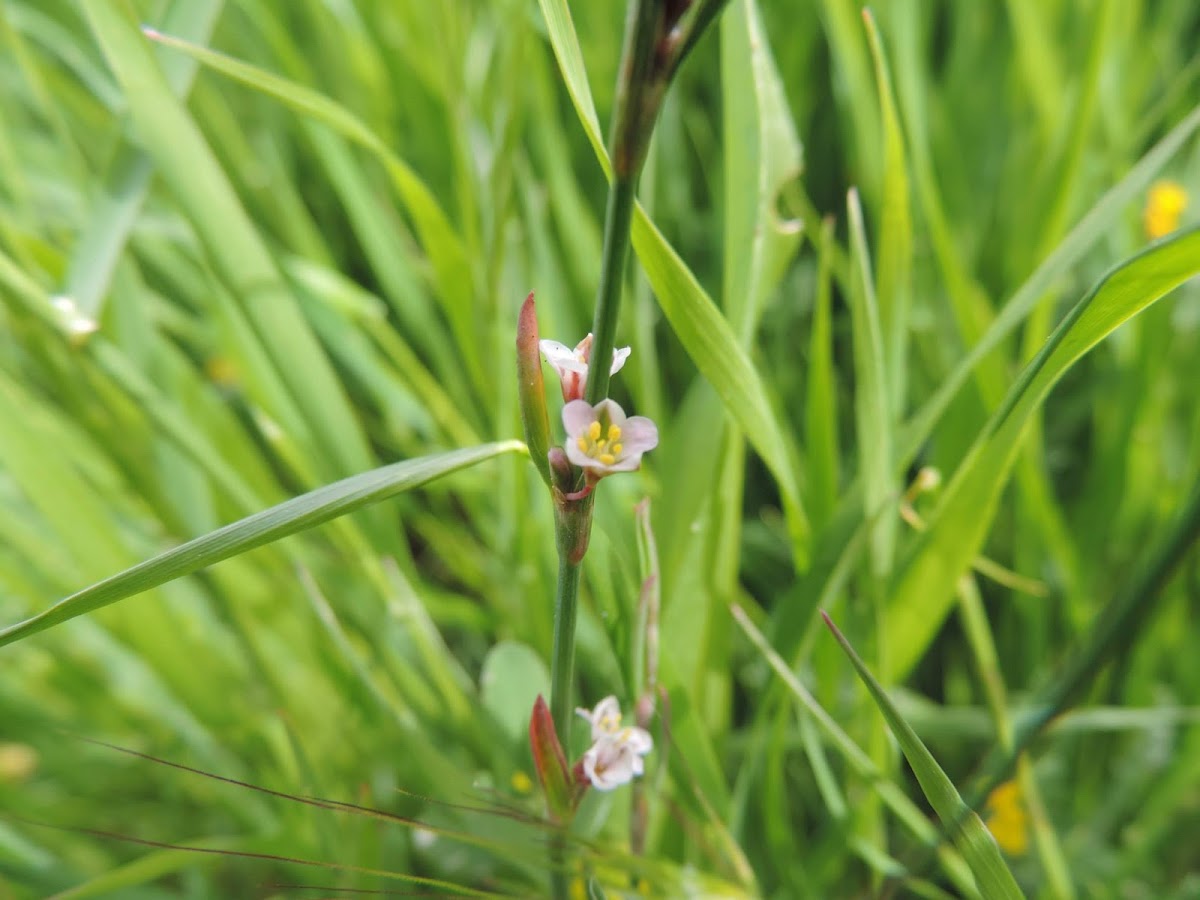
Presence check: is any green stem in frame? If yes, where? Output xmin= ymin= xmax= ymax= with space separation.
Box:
xmin=548 ymin=507 xmax=585 ymax=900
xmin=549 ymin=538 xmax=585 ymax=740
xmin=582 ymin=0 xmax=661 ymax=406
xmin=584 ymin=175 xmax=639 ymax=406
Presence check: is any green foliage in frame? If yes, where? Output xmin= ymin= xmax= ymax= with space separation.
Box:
xmin=2 ymin=0 xmax=1200 ymax=897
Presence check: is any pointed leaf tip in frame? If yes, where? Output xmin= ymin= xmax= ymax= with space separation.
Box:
xmin=529 ymin=694 xmax=573 ymax=822
xmin=516 ymin=294 xmax=552 ymax=488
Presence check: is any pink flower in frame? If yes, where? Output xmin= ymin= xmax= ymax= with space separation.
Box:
xmin=581 ymin=727 xmax=653 ymax=791
xmin=562 ymin=399 xmax=658 ymax=480
xmin=576 ymin=695 xmax=623 ymax=741
xmin=540 ymin=334 xmax=631 ymax=402
xmin=574 ymin=697 xmax=654 ymax=792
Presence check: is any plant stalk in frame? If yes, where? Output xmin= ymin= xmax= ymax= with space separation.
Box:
xmin=583 ymin=177 xmax=639 ymax=406
xmin=549 ymin=525 xmax=586 ymax=739
xmin=544 ymin=5 xmax=720 ymax=897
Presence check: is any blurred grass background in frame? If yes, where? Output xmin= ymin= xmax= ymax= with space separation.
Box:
xmin=1 ymin=0 xmax=1200 ymax=897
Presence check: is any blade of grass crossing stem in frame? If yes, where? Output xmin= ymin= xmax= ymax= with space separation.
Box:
xmin=81 ymin=2 xmax=375 ymax=489
xmin=720 ymin=0 xmax=804 ymax=343
xmin=822 ymin=612 xmax=1023 ymax=900
xmin=863 ymin=10 xmax=913 ymax=419
xmin=537 ymin=0 xmax=811 ymax=566
xmin=887 ymin=226 xmax=1200 ymax=680
xmin=0 ymin=442 xmax=526 ymax=647
xmin=846 ymin=190 xmax=895 ymax=581
xmin=64 ymin=0 xmax=223 ymax=319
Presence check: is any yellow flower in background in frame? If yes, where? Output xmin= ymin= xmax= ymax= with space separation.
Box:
xmin=985 ymin=780 xmax=1030 ymax=856
xmin=510 ymin=770 xmax=534 ymax=794
xmin=1143 ymin=180 xmax=1188 ymax=239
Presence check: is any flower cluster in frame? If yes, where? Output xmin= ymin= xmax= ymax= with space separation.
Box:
xmin=575 ymin=696 xmax=653 ymax=791
xmin=540 ymin=334 xmax=658 ymax=490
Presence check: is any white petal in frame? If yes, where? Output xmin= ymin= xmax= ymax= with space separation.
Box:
xmin=600 ymin=454 xmax=643 ymax=474
xmin=592 ymin=696 xmax=622 ymax=735
xmin=576 ymin=696 xmax=623 ymax=740
xmin=591 ymin=398 xmax=628 ymax=427
xmin=610 ymin=346 xmax=632 ymax=374
xmin=540 ymin=340 xmax=587 ymax=373
xmin=583 ymin=739 xmax=635 ymax=791
xmin=617 ymin=416 xmax=659 ymax=453
xmin=561 ymin=399 xmax=598 ymax=437
xmin=565 ymin=439 xmax=598 ymax=471
xmin=619 ymin=726 xmax=654 ymax=755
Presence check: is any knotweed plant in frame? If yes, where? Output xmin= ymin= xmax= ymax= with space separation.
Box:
xmin=3 ymin=0 xmax=1200 ymax=898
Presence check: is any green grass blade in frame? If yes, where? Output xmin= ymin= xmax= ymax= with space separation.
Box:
xmin=804 ymin=217 xmax=840 ymax=530
xmin=846 ymin=190 xmax=895 ymax=580
xmin=863 ymin=9 xmax=913 ymax=417
xmin=731 ymin=605 xmax=980 ymax=897
xmin=887 ymin=226 xmax=1200 ymax=680
xmin=63 ymin=0 xmax=223 ymax=319
xmin=720 ymin=0 xmax=804 ymax=340
xmin=82 ymin=0 xmax=375 ymax=485
xmin=140 ymin=24 xmax=478 ymax=371
xmin=822 ymin=611 xmax=1023 ymax=900
xmin=0 ymin=442 xmax=525 ymax=648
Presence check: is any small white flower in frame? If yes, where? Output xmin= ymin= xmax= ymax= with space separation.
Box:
xmin=576 ymin=695 xmax=623 ymax=741
xmin=540 ymin=334 xmax=631 ymax=402
xmin=562 ymin=399 xmax=658 ymax=479
xmin=581 ymin=726 xmax=654 ymax=791
xmin=575 ymin=697 xmax=653 ymax=792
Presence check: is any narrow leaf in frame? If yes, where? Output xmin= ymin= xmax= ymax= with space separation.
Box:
xmin=0 ymin=442 xmax=526 ymax=647
xmin=822 ymin=612 xmax=1023 ymax=900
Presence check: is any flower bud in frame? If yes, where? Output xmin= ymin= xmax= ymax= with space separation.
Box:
xmin=528 ymin=695 xmax=573 ymax=822
xmin=516 ymin=293 xmax=553 ymax=488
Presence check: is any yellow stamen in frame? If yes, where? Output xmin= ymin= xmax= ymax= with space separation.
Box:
xmin=575 ymin=416 xmax=626 ymax=466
